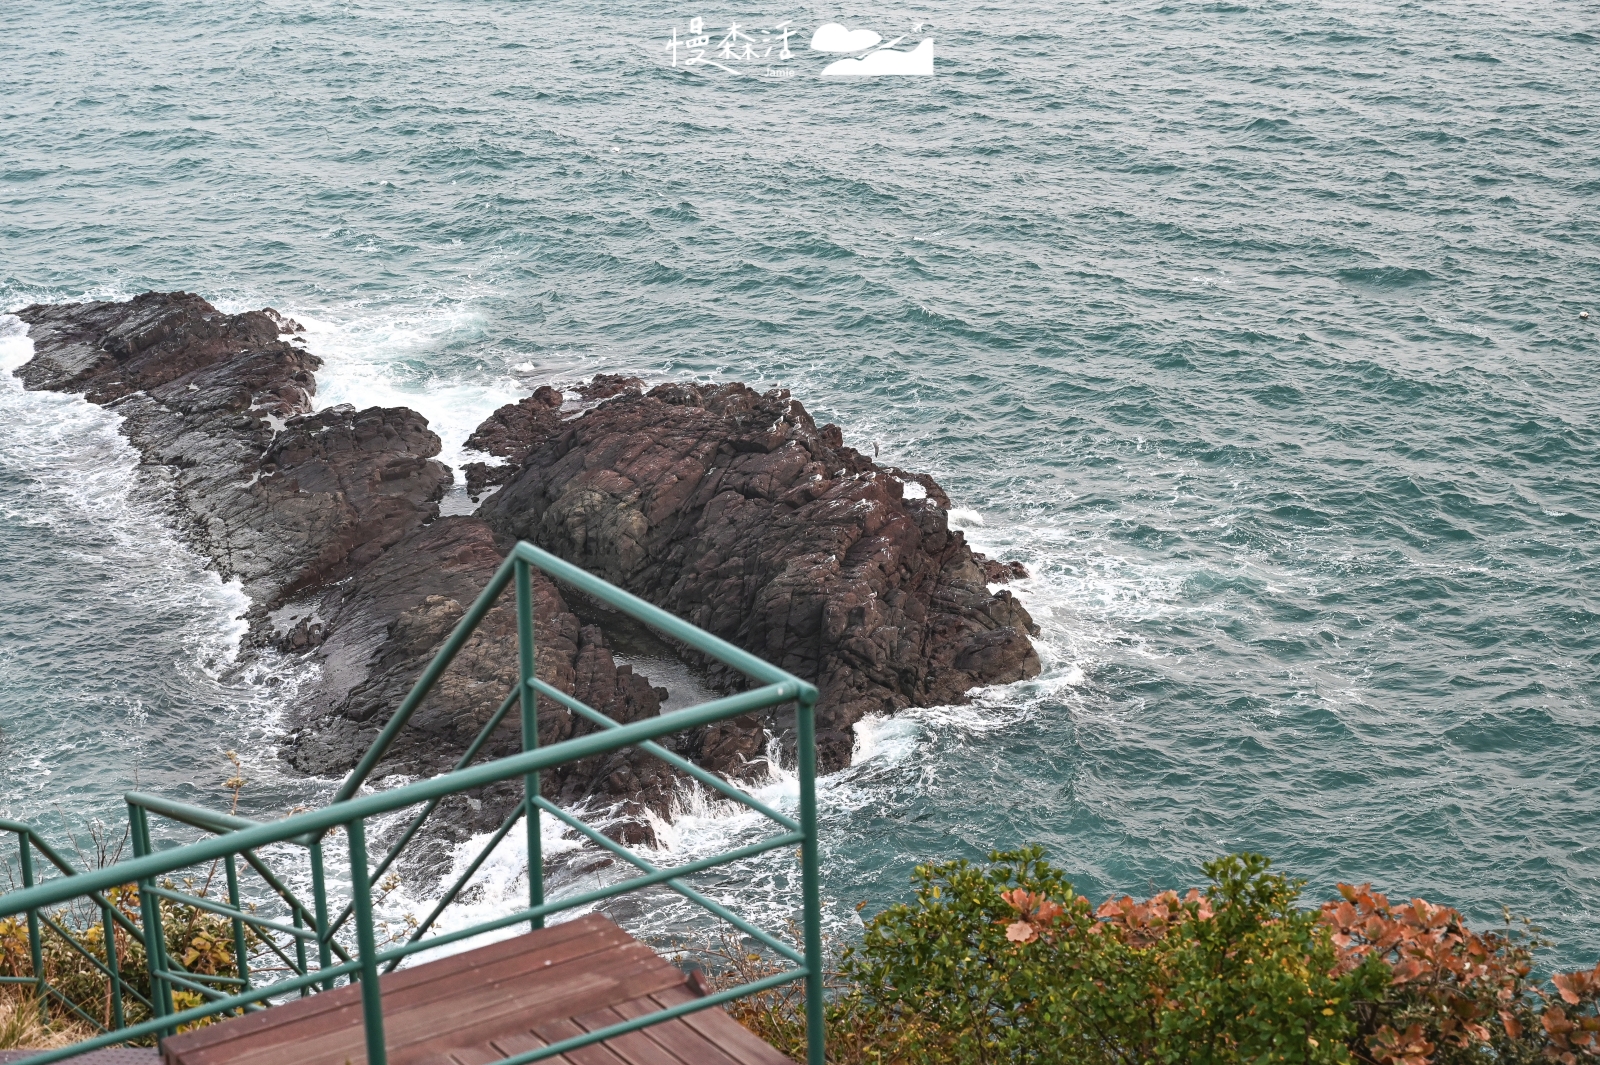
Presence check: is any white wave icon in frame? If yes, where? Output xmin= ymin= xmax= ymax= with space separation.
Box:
xmin=811 ymin=22 xmax=933 ymax=77
xmin=809 ymin=23 xmax=881 ymax=53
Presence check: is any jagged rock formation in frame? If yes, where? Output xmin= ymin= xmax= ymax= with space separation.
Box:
xmin=471 ymin=380 xmax=1041 ymax=773
xmin=14 ymin=292 xmax=451 ymax=607
xmin=12 ymin=292 xmax=668 ymax=839
xmin=11 ymin=292 xmax=1042 ymax=844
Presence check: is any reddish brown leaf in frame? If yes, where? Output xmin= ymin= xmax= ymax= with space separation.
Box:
xmin=1005 ymin=920 xmax=1037 ymax=944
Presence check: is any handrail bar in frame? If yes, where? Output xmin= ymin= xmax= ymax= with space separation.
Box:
xmin=139 ymin=885 xmax=318 ymax=942
xmin=373 ymin=829 xmax=807 ymax=969
xmin=123 ymin=795 xmax=261 ymax=836
xmin=0 ymin=681 xmax=804 ymax=920
xmin=332 ymin=541 xmax=800 ymax=805
xmin=387 ymin=806 xmax=522 ymax=958
xmin=114 ymin=798 xmax=356 ymax=965
xmin=530 ymin=796 xmax=805 ymax=965
xmin=1 ymin=957 xmax=366 ymax=1065
xmin=509 ymin=542 xmax=796 ymax=688
xmin=0 ymin=820 xmax=148 ymax=946
xmin=528 ymin=676 xmax=801 ymax=831
xmin=0 ymin=822 xmax=95 ymax=878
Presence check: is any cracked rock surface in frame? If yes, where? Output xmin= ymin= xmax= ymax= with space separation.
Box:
xmin=471 ymin=379 xmax=1041 ymax=774
xmin=14 ymin=292 xmax=1040 ymax=846
xmin=13 ymin=292 xmax=670 ymax=842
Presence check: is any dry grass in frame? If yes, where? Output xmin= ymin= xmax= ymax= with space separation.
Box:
xmin=0 ymin=986 xmax=96 ymax=1052
xmin=677 ymin=930 xmax=922 ymax=1065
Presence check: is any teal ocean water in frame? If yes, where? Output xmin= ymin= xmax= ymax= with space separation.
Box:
xmin=3 ymin=1 xmax=1597 ymax=966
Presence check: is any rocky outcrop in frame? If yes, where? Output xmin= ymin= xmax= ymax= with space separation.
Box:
xmin=11 ymin=292 xmax=1042 ymax=843
xmin=279 ymin=516 xmax=678 ymax=844
xmin=12 ymin=292 xmax=668 ymax=838
xmin=472 ymin=380 xmax=1041 ymax=773
xmin=14 ymin=292 xmax=451 ymax=608
xmin=461 ymin=385 xmax=564 ymax=499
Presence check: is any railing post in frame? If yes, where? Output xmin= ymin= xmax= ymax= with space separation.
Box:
xmin=292 ymin=908 xmax=309 ymax=997
xmin=129 ymin=803 xmax=175 ymax=1033
xmin=224 ymin=854 xmax=249 ymax=1008
xmin=796 ymin=688 xmax=826 ymax=1065
xmin=310 ymin=839 xmax=335 ymax=990
xmin=100 ymin=895 xmax=126 ymax=1030
xmin=18 ymin=832 xmax=47 ymax=1025
xmin=515 ymin=555 xmax=544 ymax=930
xmin=347 ymin=818 xmax=388 ymax=1065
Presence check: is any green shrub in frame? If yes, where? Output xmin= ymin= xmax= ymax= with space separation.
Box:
xmin=839 ymin=848 xmax=1377 ymax=1064
xmin=0 ymin=880 xmax=253 ymax=1041
xmin=724 ymin=849 xmax=1600 ymax=1065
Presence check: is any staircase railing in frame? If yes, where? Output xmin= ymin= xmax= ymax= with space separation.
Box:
xmin=0 ymin=541 xmax=825 ymax=1065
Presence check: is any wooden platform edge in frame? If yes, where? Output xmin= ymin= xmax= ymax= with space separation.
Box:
xmin=157 ymin=917 xmax=798 ymax=1065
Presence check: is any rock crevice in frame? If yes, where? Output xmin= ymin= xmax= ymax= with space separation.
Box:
xmin=472 ymin=379 xmax=1041 ymax=773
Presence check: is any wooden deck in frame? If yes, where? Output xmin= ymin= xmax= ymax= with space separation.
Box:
xmin=0 ymin=1053 xmax=156 ymax=1063
xmin=159 ymin=913 xmax=793 ymax=1065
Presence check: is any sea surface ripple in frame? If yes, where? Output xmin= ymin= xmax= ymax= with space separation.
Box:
xmin=2 ymin=0 xmax=1597 ymax=966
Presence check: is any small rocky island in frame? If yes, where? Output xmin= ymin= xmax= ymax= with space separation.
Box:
xmin=13 ymin=292 xmax=1039 ymax=842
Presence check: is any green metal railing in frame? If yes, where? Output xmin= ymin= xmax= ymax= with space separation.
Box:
xmin=0 ymin=541 xmax=825 ymax=1065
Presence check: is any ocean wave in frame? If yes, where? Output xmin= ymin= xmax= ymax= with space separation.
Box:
xmin=0 ymin=313 xmax=322 ymax=830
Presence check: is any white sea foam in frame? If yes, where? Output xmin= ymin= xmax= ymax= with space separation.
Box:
xmin=0 ymin=316 xmax=249 ymax=673
xmin=851 ymin=713 xmax=920 ymax=765
xmin=246 ymin=300 xmax=532 ymax=516
xmin=0 ymin=313 xmax=317 ymax=823
xmin=374 ymin=810 xmax=588 ymax=966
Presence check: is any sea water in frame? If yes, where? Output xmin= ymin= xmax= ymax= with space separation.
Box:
xmin=2 ymin=0 xmax=1597 ymax=967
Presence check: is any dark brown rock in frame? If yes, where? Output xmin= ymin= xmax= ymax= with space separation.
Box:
xmin=464 ymin=384 xmax=564 ymax=464
xmin=14 ymin=290 xmax=304 ymax=405
xmin=462 ymin=385 xmax=565 ymax=500
xmin=281 ymin=516 xmax=674 ymax=842
xmin=983 ymin=558 xmax=1030 ymax=583
xmin=576 ymin=374 xmax=645 ymax=401
xmin=13 ymin=292 xmax=452 ymax=608
xmin=473 ymin=380 xmax=1040 ymax=773
xmin=13 ymin=293 xmax=668 ymax=841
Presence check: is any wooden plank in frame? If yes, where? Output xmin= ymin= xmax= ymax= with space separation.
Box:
xmin=571 ymin=1005 xmax=691 ymax=1065
xmin=441 ymin=1047 xmax=522 ymax=1065
xmin=485 ymin=1028 xmax=576 ymax=1065
xmin=242 ymin=944 xmax=674 ymax=1065
xmin=610 ymin=995 xmax=747 ymax=1065
xmin=165 ymin=915 xmax=615 ymax=1063
xmin=529 ymin=1018 xmax=629 ymax=1065
xmin=652 ymin=986 xmax=796 ymax=1065
xmin=162 ymin=915 xmax=795 ymax=1065
xmin=218 ymin=957 xmax=624 ymax=1065
xmin=394 ymin=949 xmax=688 ymax=1062
xmin=166 ymin=916 xmax=630 ymax=1065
